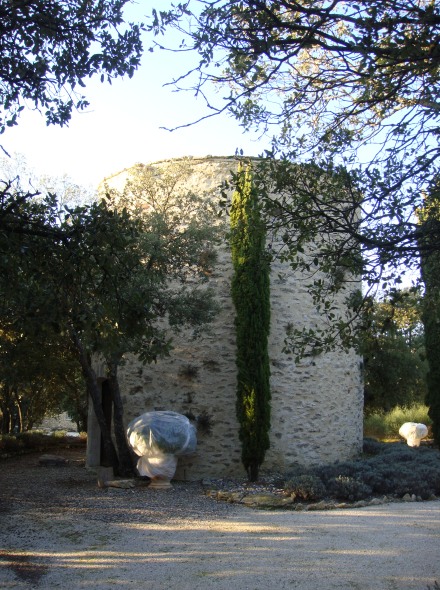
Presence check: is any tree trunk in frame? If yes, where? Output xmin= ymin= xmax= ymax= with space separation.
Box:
xmin=107 ymin=358 xmax=135 ymax=477
xmin=69 ymin=328 xmax=119 ymax=472
xmin=8 ymin=408 xmax=13 ymax=434
xmin=248 ymin=463 xmax=259 ymax=483
xmin=1 ymin=386 xmax=14 ymax=434
xmin=13 ymin=389 xmax=23 ymax=433
xmin=0 ymin=402 xmax=11 ymax=434
xmin=15 ymin=400 xmax=23 ymax=433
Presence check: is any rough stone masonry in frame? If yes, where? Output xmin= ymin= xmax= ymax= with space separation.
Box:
xmin=88 ymin=156 xmax=364 ymax=480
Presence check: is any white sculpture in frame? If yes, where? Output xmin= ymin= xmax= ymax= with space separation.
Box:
xmin=127 ymin=411 xmax=197 ymax=488
xmin=398 ymin=422 xmax=428 ymax=447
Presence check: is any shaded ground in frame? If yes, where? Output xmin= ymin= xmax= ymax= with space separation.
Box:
xmin=0 ymin=448 xmax=439 ymax=589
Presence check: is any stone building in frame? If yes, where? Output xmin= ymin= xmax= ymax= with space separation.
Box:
xmin=86 ymin=156 xmax=364 ymax=480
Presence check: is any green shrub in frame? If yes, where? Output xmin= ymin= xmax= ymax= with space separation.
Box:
xmin=363 ymin=413 xmax=388 ymax=439
xmin=52 ymin=430 xmax=68 ymax=438
xmin=284 ymin=440 xmax=440 ymax=503
xmin=326 ymin=475 xmax=372 ymax=501
xmin=17 ymin=431 xmax=55 ymax=449
xmin=363 ymin=437 xmax=386 ymax=455
xmin=0 ymin=435 xmax=24 ymax=454
xmin=385 ymin=405 xmax=432 ymax=436
xmin=1 ymin=430 xmax=86 ymax=457
xmin=284 ymin=474 xmax=326 ymax=501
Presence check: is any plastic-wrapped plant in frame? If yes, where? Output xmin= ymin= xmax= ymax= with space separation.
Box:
xmin=127 ymin=411 xmax=197 ymax=484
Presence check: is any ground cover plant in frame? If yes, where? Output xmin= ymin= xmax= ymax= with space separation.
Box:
xmin=285 ymin=439 xmax=440 ymax=502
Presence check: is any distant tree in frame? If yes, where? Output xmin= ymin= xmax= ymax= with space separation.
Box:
xmin=230 ymin=164 xmax=271 ymax=481
xmin=361 ymin=290 xmax=427 ymax=413
xmin=0 ymin=328 xmax=85 ymax=434
xmin=419 ymin=191 xmax=440 ymax=445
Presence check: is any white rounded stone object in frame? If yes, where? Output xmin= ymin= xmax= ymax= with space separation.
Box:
xmin=398 ymin=422 xmax=428 ymax=447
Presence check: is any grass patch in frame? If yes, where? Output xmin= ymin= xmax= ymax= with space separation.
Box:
xmin=364 ymin=403 xmax=432 ymax=440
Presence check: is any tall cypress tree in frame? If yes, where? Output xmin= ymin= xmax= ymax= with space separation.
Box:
xmin=419 ymin=192 xmax=440 ymax=446
xmin=230 ymin=164 xmax=271 ymax=481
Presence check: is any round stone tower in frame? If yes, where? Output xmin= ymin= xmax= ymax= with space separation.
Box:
xmin=89 ymin=156 xmax=364 ymax=480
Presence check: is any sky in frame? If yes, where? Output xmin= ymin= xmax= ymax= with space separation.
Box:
xmin=1 ymin=5 xmax=267 ymax=191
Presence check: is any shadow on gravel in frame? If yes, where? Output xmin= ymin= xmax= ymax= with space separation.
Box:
xmin=0 ymin=551 xmax=49 ymax=586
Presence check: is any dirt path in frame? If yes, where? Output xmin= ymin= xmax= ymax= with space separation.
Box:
xmin=0 ymin=448 xmax=439 ymax=589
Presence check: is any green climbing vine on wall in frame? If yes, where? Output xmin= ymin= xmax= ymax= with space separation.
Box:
xmin=230 ymin=163 xmax=271 ymax=482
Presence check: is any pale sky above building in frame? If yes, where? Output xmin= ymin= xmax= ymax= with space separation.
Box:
xmin=1 ymin=5 xmax=267 ymax=191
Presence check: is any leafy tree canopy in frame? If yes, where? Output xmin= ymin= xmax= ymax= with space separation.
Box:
xmin=0 ymin=0 xmax=144 ymax=135
xmin=0 ymin=0 xmax=145 ymax=243
xmin=153 ymin=0 xmax=440 ymax=353
xmin=361 ymin=289 xmax=427 ymax=412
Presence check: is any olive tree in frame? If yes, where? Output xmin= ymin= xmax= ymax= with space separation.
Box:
xmin=0 ymin=161 xmax=219 ymax=474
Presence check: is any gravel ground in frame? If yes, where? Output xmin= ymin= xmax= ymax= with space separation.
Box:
xmin=1 ymin=447 xmax=439 ymax=590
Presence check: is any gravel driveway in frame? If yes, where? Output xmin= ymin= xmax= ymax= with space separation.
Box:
xmin=0 ymin=448 xmax=439 ymax=590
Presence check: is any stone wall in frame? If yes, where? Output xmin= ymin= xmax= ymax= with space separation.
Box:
xmin=96 ymin=156 xmax=363 ymax=480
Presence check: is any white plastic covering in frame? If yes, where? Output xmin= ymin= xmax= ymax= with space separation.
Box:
xmin=127 ymin=411 xmax=197 ymax=479
xmin=398 ymin=422 xmax=428 ymax=447
xmin=135 ymin=454 xmax=178 ymax=479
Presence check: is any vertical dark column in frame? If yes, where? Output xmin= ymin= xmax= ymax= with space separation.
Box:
xmin=100 ymin=380 xmax=113 ymax=466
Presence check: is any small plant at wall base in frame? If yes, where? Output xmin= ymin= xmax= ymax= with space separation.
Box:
xmin=196 ymin=410 xmax=214 ymax=435
xmin=182 ymin=410 xmax=214 ymax=435
xmin=178 ymin=364 xmax=200 ymax=380
xmin=230 ymin=163 xmax=271 ymax=482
